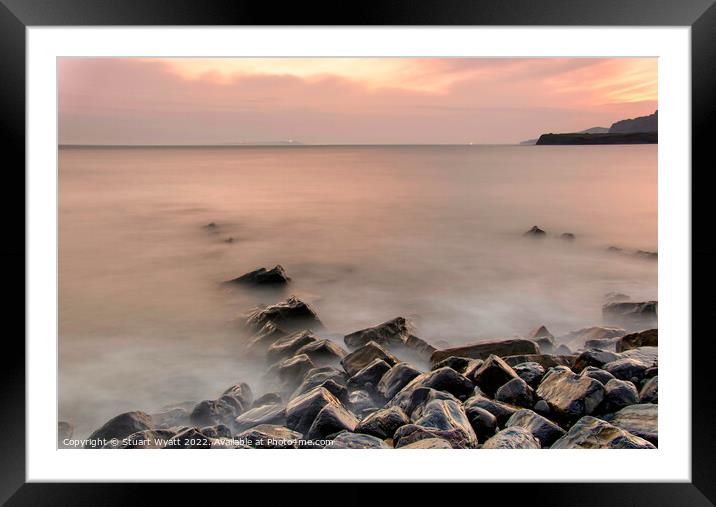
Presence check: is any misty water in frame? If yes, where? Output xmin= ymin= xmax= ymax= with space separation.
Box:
xmin=59 ymin=145 xmax=657 ymax=436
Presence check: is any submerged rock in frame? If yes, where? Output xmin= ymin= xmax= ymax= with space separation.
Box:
xmin=560 ymin=232 xmax=575 ymax=241
xmin=604 ymin=292 xmax=631 ymax=304
xmin=341 ymin=341 xmax=399 ymax=377
xmin=524 ymin=225 xmax=546 ymax=237
xmin=344 ymin=316 xmax=411 ymax=349
xmin=528 ymin=325 xmax=556 ymax=353
xmin=469 ymin=355 xmax=519 ymax=397
xmin=607 ymin=403 xmax=657 ymax=445
xmin=616 ymin=329 xmax=658 ymax=352
xmin=267 ymin=330 xmax=319 ymax=362
xmin=561 ymin=326 xmax=626 ymax=350
xmin=551 ymin=416 xmax=655 ymax=449
xmin=277 ymin=354 xmax=316 ymax=386
xmin=235 ymin=424 xmax=302 ymax=449
xmin=431 ymin=339 xmax=539 ymax=365
xmin=245 ymin=296 xmax=322 ymax=332
xmin=225 ymin=265 xmax=290 ymax=286
xmin=506 ymin=409 xmax=565 ymax=447
xmin=246 ymin=322 xmax=288 ymax=353
xmin=355 ymin=407 xmax=409 ymax=440
xmin=234 ymin=403 xmax=287 ymax=432
xmin=602 ymin=301 xmax=657 ymax=329
xmin=482 ymin=427 xmax=540 ymax=449
xmin=328 ymin=431 xmax=391 ymax=449
xmin=295 ymin=339 xmax=347 ymax=366
xmin=535 ymin=368 xmax=605 ymax=422
xmin=86 ymin=411 xmax=154 ymax=448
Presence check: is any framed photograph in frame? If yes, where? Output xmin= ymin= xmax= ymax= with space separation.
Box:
xmin=4 ymin=0 xmax=714 ymax=502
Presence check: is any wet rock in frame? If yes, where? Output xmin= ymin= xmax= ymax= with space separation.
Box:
xmin=495 ymin=377 xmax=535 ymax=408
xmin=431 ymin=356 xmax=472 ymax=374
xmin=306 ymin=402 xmax=359 ymax=440
xmin=464 ymin=406 xmax=497 ymax=441
xmin=344 ymin=316 xmax=411 ymax=349
xmin=246 ymin=322 xmax=288 ymax=353
xmin=528 ymin=325 xmax=556 ymax=352
xmin=534 ymin=400 xmax=551 ymax=417
xmin=399 ymin=367 xmax=474 ymax=400
xmin=462 ymin=359 xmax=485 ymax=379
xmin=266 ymin=330 xmax=319 ymax=362
xmin=470 ymin=355 xmax=519 ymax=396
xmin=513 ymin=361 xmax=544 ymax=388
xmin=608 ymin=403 xmax=657 ymax=445
xmin=561 ymin=232 xmax=575 ymax=241
xmin=347 ymin=358 xmax=392 ymax=391
xmin=295 ymin=339 xmax=347 ymax=366
xmin=603 ymin=357 xmax=650 ymax=382
xmin=348 ymin=390 xmax=381 ymax=419
xmin=277 ymin=354 xmax=316 ymax=386
xmin=634 ymin=250 xmax=657 ymax=260
xmin=536 ymin=369 xmax=605 ymax=422
xmin=554 ymin=345 xmax=573 ymax=356
xmin=252 ymin=392 xmax=283 ymax=408
xmin=341 ymin=341 xmax=399 ymax=377
xmin=234 ymin=403 xmax=287 ymax=432
xmin=506 ymin=409 xmax=565 ymax=447
xmin=245 ymin=296 xmax=322 ymax=332
xmin=601 ymin=379 xmax=639 ymax=413
xmin=551 ymin=416 xmax=655 ymax=449
xmin=604 ymin=292 xmax=631 ymax=303
xmin=394 ymin=399 xmax=477 ymax=449
xmin=223 ymin=383 xmax=254 ymax=408
xmin=389 ymin=387 xmax=460 ymax=420
xmin=584 ymin=337 xmax=621 ymax=351
xmin=118 ymin=429 xmax=177 ymax=449
xmin=561 ymin=326 xmax=626 ymax=350
xmin=645 ymin=366 xmax=658 ymax=378
xmin=355 ymin=407 xmax=409 ymax=440
xmin=190 ymin=397 xmax=243 ymax=428
xmin=464 ymin=394 xmax=520 ymax=427
xmin=225 ymin=265 xmax=290 ymax=286
xmin=482 ymin=427 xmax=540 ymax=449
xmin=431 ymin=339 xmax=539 ymax=365
xmin=197 ymin=424 xmax=231 ymax=439
xmin=602 ymin=301 xmax=658 ymax=329
xmin=639 ymin=376 xmax=658 ymax=404
xmin=235 ymin=424 xmax=302 ymax=449
xmin=166 ymin=428 xmax=212 ymax=449
xmin=285 ymin=386 xmax=341 ymax=435
xmin=572 ymin=349 xmax=621 ymax=373
xmin=616 ymin=329 xmax=658 ymax=352
xmin=401 ymin=334 xmax=438 ymax=360
xmin=328 ymin=431 xmax=391 ymax=449
xmin=86 ymin=411 xmax=154 ymax=448
xmin=291 ymin=367 xmax=347 ymax=401
xmin=58 ymin=421 xmax=74 ymax=447
xmin=150 ymin=407 xmax=190 ymax=429
xmin=579 ymin=366 xmax=616 ymax=385
xmin=399 ymin=438 xmax=452 ymax=449
xmin=619 ymin=346 xmax=658 ymax=367
xmin=524 ymin=225 xmax=546 ymax=236
xmin=503 ymin=354 xmax=574 ymax=370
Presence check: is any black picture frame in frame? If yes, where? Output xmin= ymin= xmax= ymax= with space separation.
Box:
xmin=2 ymin=0 xmax=714 ymax=503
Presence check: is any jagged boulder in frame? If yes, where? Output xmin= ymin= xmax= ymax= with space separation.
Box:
xmin=399 ymin=438 xmax=453 ymax=449
xmin=602 ymin=301 xmax=657 ymax=329
xmin=551 ymin=416 xmax=655 ymax=449
xmin=348 ymin=390 xmax=381 ymax=419
xmin=86 ymin=411 xmax=154 ymax=448
xmin=503 ymin=354 xmax=574 ymax=370
xmin=397 ymin=367 xmax=474 ymax=401
xmin=513 ymin=361 xmax=545 ymax=388
xmin=377 ymin=362 xmax=422 ymax=400
xmin=200 ymin=424 xmax=232 ymax=439
xmin=234 ymin=403 xmax=286 ymax=432
xmin=225 ymin=265 xmax=290 ymax=286
xmin=291 ymin=367 xmax=347 ymax=401
xmin=572 ymin=349 xmax=621 ymax=373
xmin=166 ymin=428 xmax=212 ymax=449
xmin=579 ymin=366 xmax=616 ymax=385
xmin=607 ymin=403 xmax=657 ymax=445
xmin=482 ymin=427 xmax=540 ymax=449
xmin=285 ymin=386 xmax=341 ymax=435
xmin=506 ymin=409 xmax=565 ymax=447
xmin=252 ymin=392 xmax=283 ymax=408
xmin=536 ymin=368 xmax=605 ymax=421
xmin=616 ymin=329 xmax=658 ymax=352
xmin=267 ymin=330 xmax=319 ymax=362
xmin=246 ymin=321 xmax=288 ymax=353
xmin=295 ymin=339 xmax=347 ymax=366
xmin=431 ymin=356 xmax=472 ymax=374
xmin=355 ymin=407 xmax=409 ymax=440
xmin=431 ymin=339 xmax=539 ymax=365
xmin=190 ymin=395 xmax=245 ymax=428
xmin=600 ymin=379 xmax=639 ymax=413
xmin=394 ymin=399 xmax=477 ymax=449
xmin=344 ymin=317 xmax=411 ymax=349
xmin=341 ymin=341 xmax=399 ymax=377
xmin=495 ymin=377 xmax=534 ymax=408
xmin=328 ymin=431 xmax=391 ymax=449
xmin=463 ymin=394 xmax=520 ymax=427
xmin=388 ymin=387 xmax=460 ymax=420
xmin=464 ymin=405 xmax=497 ymax=441
xmin=277 ymin=354 xmax=316 ymax=386
xmin=245 ymin=296 xmax=322 ymax=332
xmin=639 ymin=376 xmax=658 ymax=404
xmin=347 ymin=358 xmax=392 ymax=391
xmin=306 ymin=403 xmax=359 ymax=440
xmin=603 ymin=357 xmax=650 ymax=382
xmin=469 ymin=355 xmax=519 ymax=396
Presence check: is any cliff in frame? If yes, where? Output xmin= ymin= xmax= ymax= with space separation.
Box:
xmin=609 ymin=111 xmax=658 ymax=133
xmin=535 ymin=132 xmax=658 ymax=145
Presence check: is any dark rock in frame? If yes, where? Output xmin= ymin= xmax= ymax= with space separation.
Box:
xmin=602 ymin=301 xmax=658 ymax=329
xmin=225 ymin=265 xmax=290 ymax=286
xmin=394 ymin=399 xmax=477 ymax=449
xmin=86 ymin=411 xmax=153 ymax=448
xmin=464 ymin=394 xmax=520 ymax=427
xmin=524 ymin=225 xmax=546 ymax=236
xmin=203 ymin=222 xmax=217 ymax=230
xmin=431 ymin=339 xmax=539 ymax=365
xmin=513 ymin=361 xmax=545 ymax=388
xmin=584 ymin=337 xmax=621 ymax=351
xmin=347 ymin=358 xmax=392 ymax=391
xmin=506 ymin=409 xmax=565 ymax=447
xmin=579 ymin=366 xmax=616 ymax=385
xmin=277 ymin=354 xmax=316 ymax=386
xmin=469 ymin=355 xmax=519 ymax=396
xmin=245 ymin=296 xmax=322 ymax=332
xmin=551 ymin=416 xmax=655 ymax=449
xmin=402 ymin=334 xmax=438 ymax=359
xmin=166 ymin=428 xmax=212 ymax=449
xmin=398 ymin=367 xmax=474 ymax=400
xmin=603 ymin=357 xmax=650 ymax=382
xmin=295 ymin=339 xmax=347 ymax=366
xmin=328 ymin=431 xmax=390 ymax=449
xmin=285 ymin=386 xmax=341 ymax=435
xmin=234 ymin=403 xmax=286 ymax=432
xmin=306 ymin=403 xmax=359 ymax=440
xmin=534 ymin=400 xmax=551 ymax=417
xmin=464 ymin=406 xmax=497 ymax=441
xmin=399 ymin=438 xmax=452 ymax=448
xmin=222 ymin=382 xmax=254 ymax=408
xmin=561 ymin=326 xmax=626 ymax=350
xmin=341 ymin=341 xmax=399 ymax=377
xmin=633 ymin=250 xmax=658 ymax=260
xmin=190 ymin=397 xmax=243 ymax=428
xmin=355 ymin=407 xmax=409 ymax=439
xmin=266 ymin=330 xmax=319 ymax=362
xmin=503 ymin=354 xmax=574 ymax=369
xmin=235 ymin=424 xmax=302 ymax=449
xmin=639 ymin=376 xmax=658 ymax=403
xmin=572 ymin=349 xmax=621 ymax=373
xmin=554 ymin=345 xmax=573 ymax=356
xmin=482 ymin=427 xmax=540 ymax=449
xmin=344 ymin=316 xmax=411 ymax=349
xmin=252 ymin=392 xmax=283 ymax=408
xmin=536 ymin=368 xmax=605 ymax=422
xmin=291 ymin=367 xmax=347 ymax=401
xmin=462 ymin=359 xmax=485 ymax=379
xmin=533 ymin=337 xmax=556 ymax=353
xmin=618 ymin=346 xmax=658 ymax=367
xmin=561 ymin=232 xmax=576 ymax=241
xmin=117 ymin=429 xmax=176 ymax=449
xmin=528 ymin=325 xmax=555 ymax=346
xmin=616 ymin=329 xmax=658 ymax=352
xmin=604 ymin=292 xmax=631 ymax=303
xmin=601 ymin=379 xmax=639 ymax=413
xmin=388 ymin=386 xmax=459 ymax=420
xmin=495 ymin=377 xmax=535 ymax=408
xmin=199 ymin=424 xmax=232 ymax=439
xmin=608 ymin=403 xmax=657 ymax=445
xmin=645 ymin=366 xmax=658 ymax=378
xmin=246 ymin=322 xmax=288 ymax=353
xmin=348 ymin=390 xmax=381 ymax=419
xmin=431 ymin=356 xmax=472 ymax=374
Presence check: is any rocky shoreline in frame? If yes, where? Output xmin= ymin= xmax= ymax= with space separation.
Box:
xmin=60 ymin=228 xmax=658 ymax=450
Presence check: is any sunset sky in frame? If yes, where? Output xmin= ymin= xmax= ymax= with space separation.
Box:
xmin=58 ymin=57 xmax=657 ymax=145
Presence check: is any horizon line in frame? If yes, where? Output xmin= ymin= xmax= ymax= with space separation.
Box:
xmin=58 ymin=142 xmax=521 ymax=148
